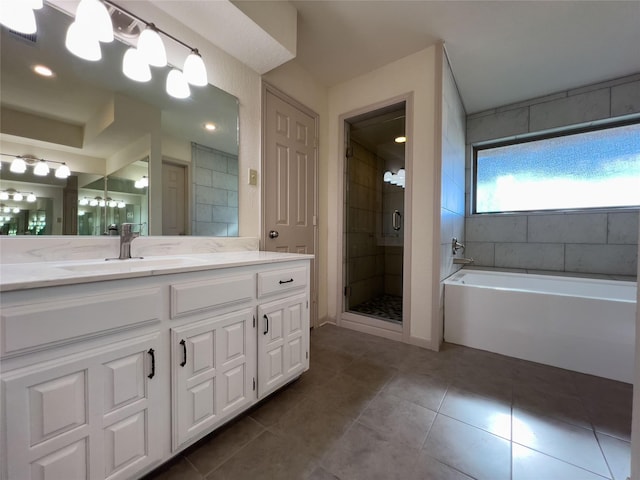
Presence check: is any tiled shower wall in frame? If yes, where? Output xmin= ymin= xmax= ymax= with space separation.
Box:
xmin=192 ymin=143 xmax=239 ymax=237
xmin=465 ymin=73 xmax=640 ymax=277
xmin=440 ymin=54 xmax=466 ymax=282
xmin=347 ymin=141 xmax=384 ymax=307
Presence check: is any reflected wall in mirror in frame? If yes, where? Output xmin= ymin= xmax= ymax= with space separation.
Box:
xmin=0 ymin=3 xmax=239 ymax=236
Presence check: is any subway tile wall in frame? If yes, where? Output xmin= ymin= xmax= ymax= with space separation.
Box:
xmin=464 ymin=73 xmax=640 ymax=277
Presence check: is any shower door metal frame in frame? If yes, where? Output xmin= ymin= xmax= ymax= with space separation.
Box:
xmin=337 ymin=93 xmax=414 ymax=342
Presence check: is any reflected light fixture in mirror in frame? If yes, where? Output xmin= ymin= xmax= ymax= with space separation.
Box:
xmin=122 ymin=46 xmax=151 ymax=82
xmin=137 ymin=24 xmax=166 ymax=67
xmin=0 ymin=0 xmax=42 ymax=34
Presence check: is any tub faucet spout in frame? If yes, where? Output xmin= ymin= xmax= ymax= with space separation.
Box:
xmin=453 ymin=257 xmax=474 ymax=265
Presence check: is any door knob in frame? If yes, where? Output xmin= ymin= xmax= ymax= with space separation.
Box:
xmin=269 ymin=230 xmax=279 ymax=239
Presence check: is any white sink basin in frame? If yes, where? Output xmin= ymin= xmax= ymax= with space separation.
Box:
xmin=57 ymin=256 xmax=204 ymax=273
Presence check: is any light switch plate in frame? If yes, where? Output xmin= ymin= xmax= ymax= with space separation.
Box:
xmin=248 ymin=169 xmax=258 ymax=186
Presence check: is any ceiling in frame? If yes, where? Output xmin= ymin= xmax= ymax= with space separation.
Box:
xmin=288 ymin=0 xmax=640 ymax=113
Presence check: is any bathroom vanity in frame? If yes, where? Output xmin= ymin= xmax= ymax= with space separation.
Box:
xmin=0 ymin=251 xmax=311 ymax=480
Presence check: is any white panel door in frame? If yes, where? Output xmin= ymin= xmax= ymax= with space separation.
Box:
xmin=171 ymin=308 xmax=256 ymax=450
xmin=263 ymin=86 xmax=318 ymax=327
xmin=257 ymin=293 xmax=309 ymax=398
xmin=2 ymin=333 xmax=163 ymax=480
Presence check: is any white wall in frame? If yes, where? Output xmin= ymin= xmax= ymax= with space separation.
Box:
xmin=326 ymin=47 xmax=438 ymax=346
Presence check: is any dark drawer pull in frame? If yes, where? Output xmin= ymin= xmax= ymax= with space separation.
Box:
xmin=263 ymin=314 xmax=269 ymax=335
xmin=279 ymin=278 xmax=294 ymax=284
xmin=147 ymin=348 xmax=155 ymax=379
xmin=179 ymin=339 xmax=187 ymax=367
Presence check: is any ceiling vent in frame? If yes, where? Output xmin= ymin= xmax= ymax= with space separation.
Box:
xmin=9 ymin=29 xmax=37 ymax=44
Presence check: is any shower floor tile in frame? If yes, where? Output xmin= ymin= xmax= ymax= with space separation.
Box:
xmin=349 ymin=294 xmax=402 ymax=323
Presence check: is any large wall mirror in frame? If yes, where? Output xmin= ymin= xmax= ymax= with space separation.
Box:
xmin=0 ymin=3 xmax=239 ymax=236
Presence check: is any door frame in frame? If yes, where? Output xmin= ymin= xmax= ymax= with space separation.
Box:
xmin=336 ymin=93 xmax=414 ymax=343
xmin=162 ymin=156 xmax=191 ymax=235
xmin=260 ymin=82 xmax=320 ymax=328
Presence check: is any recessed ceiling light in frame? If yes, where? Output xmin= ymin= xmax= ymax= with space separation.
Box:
xmin=394 ymin=136 xmax=407 ymax=144
xmin=33 ymin=64 xmax=54 ymax=77
xmin=204 ymin=123 xmax=216 ymax=131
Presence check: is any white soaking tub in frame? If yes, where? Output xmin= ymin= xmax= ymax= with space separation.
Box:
xmin=444 ymin=269 xmax=637 ymax=383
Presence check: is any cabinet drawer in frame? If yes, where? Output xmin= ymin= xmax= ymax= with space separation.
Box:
xmin=170 ymin=274 xmax=254 ymax=319
xmin=1 ymin=287 xmax=162 ymax=357
xmin=257 ymin=266 xmax=307 ymax=298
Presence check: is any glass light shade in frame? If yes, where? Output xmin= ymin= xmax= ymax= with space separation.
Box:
xmin=33 ymin=160 xmax=49 ymax=176
xmin=383 ymin=171 xmax=392 ymax=182
xmin=394 ymin=136 xmax=407 ymax=143
xmin=75 ymin=0 xmax=113 ymax=43
xmin=89 ymin=198 xmax=99 ymax=207
xmin=79 ymin=198 xmax=89 ymax=206
xmin=390 ymin=174 xmax=399 ymax=185
xmin=137 ymin=27 xmax=166 ymax=67
xmin=139 ymin=176 xmax=149 ymax=187
xmin=0 ymin=192 xmax=8 ymax=200
xmin=107 ymin=199 xmax=117 ymax=208
xmin=66 ymin=21 xmax=101 ymax=61
xmin=183 ymin=51 xmax=207 ymax=86
xmin=122 ymin=47 xmax=151 ymax=82
xmin=2 ymin=206 xmax=9 ymax=212
xmin=78 ymin=211 xmax=85 ymax=216
xmin=10 ymin=157 xmax=27 ymax=173
xmin=13 ymin=207 xmax=20 ymax=213
xmin=26 ymin=193 xmax=36 ymax=202
xmin=13 ymin=192 xmax=23 ymax=201
xmin=166 ymin=69 xmax=190 ymax=99
xmin=0 ymin=2 xmax=37 ymax=34
xmin=117 ymin=202 xmax=126 ymax=208
xmin=99 ymin=199 xmax=106 ymax=207
xmin=397 ymin=168 xmax=406 ymax=178
xmin=55 ymin=163 xmax=71 ymax=178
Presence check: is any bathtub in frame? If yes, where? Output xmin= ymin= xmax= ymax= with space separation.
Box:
xmin=444 ymin=269 xmax=637 ymax=383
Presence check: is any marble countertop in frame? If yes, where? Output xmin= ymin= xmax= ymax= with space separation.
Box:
xmin=0 ymin=251 xmax=313 ymax=292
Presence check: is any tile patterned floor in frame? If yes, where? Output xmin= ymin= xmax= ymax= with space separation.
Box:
xmin=349 ymin=294 xmax=403 ymax=323
xmin=144 ymin=324 xmax=632 ymax=480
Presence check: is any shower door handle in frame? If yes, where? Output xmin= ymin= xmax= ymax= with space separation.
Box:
xmin=392 ymin=210 xmax=402 ymax=231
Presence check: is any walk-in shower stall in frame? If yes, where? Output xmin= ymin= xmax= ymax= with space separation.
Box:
xmin=343 ymin=102 xmax=406 ymax=325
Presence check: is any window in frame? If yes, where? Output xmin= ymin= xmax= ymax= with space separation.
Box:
xmin=474 ymin=122 xmax=640 ymax=214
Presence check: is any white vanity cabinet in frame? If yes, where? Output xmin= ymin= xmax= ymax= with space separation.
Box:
xmin=170 ymin=308 xmax=256 ymax=450
xmin=257 ymin=266 xmax=310 ymax=398
xmin=1 ymin=255 xmax=311 ymax=480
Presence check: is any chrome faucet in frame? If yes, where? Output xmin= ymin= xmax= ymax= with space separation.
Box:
xmin=111 ymin=223 xmax=144 ymax=260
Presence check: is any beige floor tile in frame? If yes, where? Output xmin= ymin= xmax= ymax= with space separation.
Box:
xmin=597 ymin=432 xmax=631 ymax=480
xmin=423 ymin=414 xmax=511 ymax=480
xmin=383 ymin=371 xmax=449 ymax=411
xmin=512 ymin=444 xmax=607 ymax=480
xmin=440 ymin=386 xmax=511 ymax=439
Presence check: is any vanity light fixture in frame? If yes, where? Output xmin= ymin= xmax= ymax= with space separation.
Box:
xmin=13 ymin=192 xmax=23 ymax=201
xmin=383 ymin=168 xmax=406 ymax=188
xmin=0 ymin=0 xmax=42 ymax=35
xmin=135 ymin=175 xmax=149 ymax=188
xmin=117 ymin=201 xmax=126 ymax=208
xmin=55 ymin=163 xmax=71 ymax=179
xmin=9 ymin=156 xmax=27 ymax=173
xmin=33 ymin=159 xmax=50 ymax=176
xmin=79 ymin=198 xmax=89 ymax=206
xmin=28 ymin=0 xmax=208 ymax=99
xmin=183 ymin=49 xmax=207 ymax=86
xmin=89 ymin=197 xmax=99 ymax=207
xmin=122 ymin=46 xmax=151 ymax=82
xmin=166 ymin=68 xmax=190 ymax=99
xmin=1 ymin=153 xmax=71 ymax=179
xmin=12 ymin=207 xmax=20 ymax=214
xmin=0 ymin=192 xmax=8 ymax=201
xmin=394 ymin=136 xmax=407 ymax=144
xmin=137 ymin=24 xmax=167 ymax=67
xmin=26 ymin=193 xmax=37 ymax=202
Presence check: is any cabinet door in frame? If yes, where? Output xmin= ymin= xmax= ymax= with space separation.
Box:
xmin=171 ymin=308 xmax=256 ymax=450
xmin=2 ymin=333 xmax=163 ymax=480
xmin=258 ymin=293 xmax=309 ymax=398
